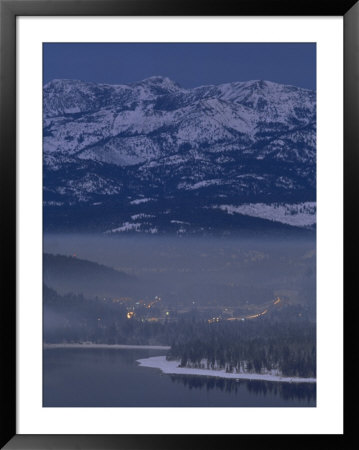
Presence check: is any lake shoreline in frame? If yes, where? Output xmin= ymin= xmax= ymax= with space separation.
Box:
xmin=44 ymin=344 xmax=316 ymax=384
xmin=44 ymin=343 xmax=171 ymax=350
xmin=137 ymin=355 xmax=316 ymax=384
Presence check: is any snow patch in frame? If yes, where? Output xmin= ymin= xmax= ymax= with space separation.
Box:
xmin=178 ymin=179 xmax=223 ymax=190
xmin=171 ymin=220 xmax=190 ymax=225
xmin=145 ymin=227 xmax=158 ymax=234
xmin=213 ymin=202 xmax=316 ymax=227
xmin=43 ymin=201 xmax=64 ymax=206
xmin=130 ymin=198 xmax=155 ymax=205
xmin=107 ymin=222 xmax=141 ymax=233
xmin=131 ymin=213 xmax=155 ymax=220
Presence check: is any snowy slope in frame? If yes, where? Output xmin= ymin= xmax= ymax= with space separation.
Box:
xmin=43 ymin=76 xmax=316 ymax=234
xmin=213 ymin=202 xmax=316 ymax=228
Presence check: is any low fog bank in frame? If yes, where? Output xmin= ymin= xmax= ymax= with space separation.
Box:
xmin=43 ymin=233 xmax=316 ymax=312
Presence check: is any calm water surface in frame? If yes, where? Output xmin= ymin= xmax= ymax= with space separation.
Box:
xmin=43 ymin=348 xmax=316 ymax=407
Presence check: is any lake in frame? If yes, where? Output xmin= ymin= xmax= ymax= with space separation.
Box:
xmin=43 ymin=348 xmax=316 ymax=407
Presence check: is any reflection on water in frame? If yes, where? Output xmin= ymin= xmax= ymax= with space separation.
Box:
xmin=43 ymin=348 xmax=316 ymax=407
xmin=169 ymin=375 xmax=316 ymax=403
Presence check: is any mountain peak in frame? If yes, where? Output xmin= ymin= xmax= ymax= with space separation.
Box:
xmin=142 ymin=75 xmax=177 ymax=84
xmin=43 ymin=75 xmax=316 ymax=234
xmin=134 ymin=76 xmax=182 ymax=92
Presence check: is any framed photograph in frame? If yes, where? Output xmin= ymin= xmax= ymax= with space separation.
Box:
xmin=1 ymin=0 xmax=355 ymax=448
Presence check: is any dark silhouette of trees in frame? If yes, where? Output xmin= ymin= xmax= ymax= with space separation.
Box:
xmin=44 ymin=284 xmax=316 ymax=378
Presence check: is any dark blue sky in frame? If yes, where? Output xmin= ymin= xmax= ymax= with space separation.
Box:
xmin=43 ymin=43 xmax=316 ymax=90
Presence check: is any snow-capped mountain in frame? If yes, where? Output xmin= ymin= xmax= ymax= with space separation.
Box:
xmin=43 ymin=76 xmax=316 ymax=234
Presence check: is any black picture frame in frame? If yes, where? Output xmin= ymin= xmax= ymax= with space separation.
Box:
xmin=1 ymin=0 xmax=356 ymax=448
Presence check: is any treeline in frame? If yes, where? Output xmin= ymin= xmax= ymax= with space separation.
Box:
xmin=44 ymin=284 xmax=177 ymax=345
xmin=167 ymin=319 xmax=316 ymax=378
xmin=44 ymin=285 xmax=316 ymax=377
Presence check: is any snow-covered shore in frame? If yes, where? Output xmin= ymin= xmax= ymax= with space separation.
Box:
xmin=44 ymin=343 xmax=170 ymax=350
xmin=136 ymin=356 xmax=316 ymax=383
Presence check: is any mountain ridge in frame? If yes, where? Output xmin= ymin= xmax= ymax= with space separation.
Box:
xmin=43 ymin=76 xmax=316 ymax=234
